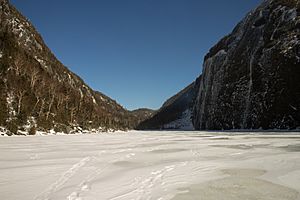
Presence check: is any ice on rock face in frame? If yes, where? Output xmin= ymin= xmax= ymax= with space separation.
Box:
xmin=242 ymin=35 xmax=264 ymax=129
xmin=163 ymin=109 xmax=194 ymax=130
xmin=193 ymin=0 xmax=300 ymax=130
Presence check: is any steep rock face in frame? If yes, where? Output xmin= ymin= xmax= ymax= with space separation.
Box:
xmin=137 ymin=77 xmax=201 ymax=130
xmin=194 ymin=0 xmax=300 ymax=130
xmin=0 ymin=0 xmax=145 ymax=134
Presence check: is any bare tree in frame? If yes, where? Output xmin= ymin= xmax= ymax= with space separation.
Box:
xmin=65 ymin=95 xmax=70 ymax=109
xmin=46 ymin=84 xmax=56 ymax=120
xmin=46 ymin=94 xmax=54 ymax=120
xmin=16 ymin=90 xmax=25 ymax=115
xmin=56 ymin=94 xmax=64 ymax=110
xmin=70 ymin=107 xmax=76 ymax=124
xmin=33 ymin=82 xmax=45 ymax=114
xmin=78 ymin=95 xmax=84 ymax=111
xmin=13 ymin=56 xmax=24 ymax=76
xmin=30 ymin=68 xmax=39 ymax=89
xmin=32 ymin=96 xmax=40 ymax=113
xmin=39 ymin=98 xmax=45 ymax=117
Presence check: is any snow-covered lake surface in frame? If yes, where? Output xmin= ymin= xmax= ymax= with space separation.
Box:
xmin=1 ymin=131 xmax=300 ymax=200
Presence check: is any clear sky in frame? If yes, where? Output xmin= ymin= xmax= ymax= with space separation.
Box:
xmin=11 ymin=0 xmax=261 ymax=110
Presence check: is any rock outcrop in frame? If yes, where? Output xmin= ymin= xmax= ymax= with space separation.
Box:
xmin=194 ymin=0 xmax=300 ymax=130
xmin=140 ymin=0 xmax=300 ymax=130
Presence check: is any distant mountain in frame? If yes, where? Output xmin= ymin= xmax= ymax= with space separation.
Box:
xmin=137 ymin=77 xmax=200 ymax=130
xmin=0 ymin=0 xmax=150 ymax=135
xmin=140 ymin=0 xmax=300 ymax=130
xmin=130 ymin=108 xmax=155 ymax=125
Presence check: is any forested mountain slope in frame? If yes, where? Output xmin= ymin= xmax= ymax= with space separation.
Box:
xmin=0 ymin=0 xmax=151 ymax=135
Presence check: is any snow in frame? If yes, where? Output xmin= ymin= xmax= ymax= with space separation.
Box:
xmin=34 ymin=56 xmax=48 ymax=69
xmin=92 ymin=96 xmax=97 ymax=104
xmin=6 ymin=16 xmax=43 ymax=51
xmin=0 ymin=51 xmax=3 ymax=58
xmin=10 ymin=17 xmax=27 ymax=40
xmin=99 ymin=95 xmax=107 ymax=102
xmin=0 ymin=131 xmax=300 ymax=200
xmin=163 ymin=109 xmax=194 ymax=130
xmin=0 ymin=127 xmax=9 ymax=136
xmin=23 ymin=117 xmax=37 ymax=130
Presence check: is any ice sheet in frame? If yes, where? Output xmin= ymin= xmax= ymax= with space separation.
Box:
xmin=0 ymin=131 xmax=300 ymax=200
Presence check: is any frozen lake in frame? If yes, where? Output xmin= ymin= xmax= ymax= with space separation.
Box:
xmin=1 ymin=131 xmax=300 ymax=200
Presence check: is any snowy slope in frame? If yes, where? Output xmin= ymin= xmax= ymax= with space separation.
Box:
xmin=137 ymin=77 xmax=201 ymax=130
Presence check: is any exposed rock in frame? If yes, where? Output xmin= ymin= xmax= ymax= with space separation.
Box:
xmin=194 ymin=0 xmax=300 ymax=130
xmin=140 ymin=0 xmax=300 ymax=131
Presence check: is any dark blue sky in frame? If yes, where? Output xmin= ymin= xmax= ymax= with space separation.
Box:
xmin=11 ymin=0 xmax=261 ymax=110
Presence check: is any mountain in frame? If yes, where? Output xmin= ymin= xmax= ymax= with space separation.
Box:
xmin=130 ymin=108 xmax=155 ymax=125
xmin=137 ymin=77 xmax=201 ymax=130
xmin=0 ymin=0 xmax=150 ymax=135
xmin=194 ymin=0 xmax=300 ymax=130
xmin=141 ymin=0 xmax=300 ymax=130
